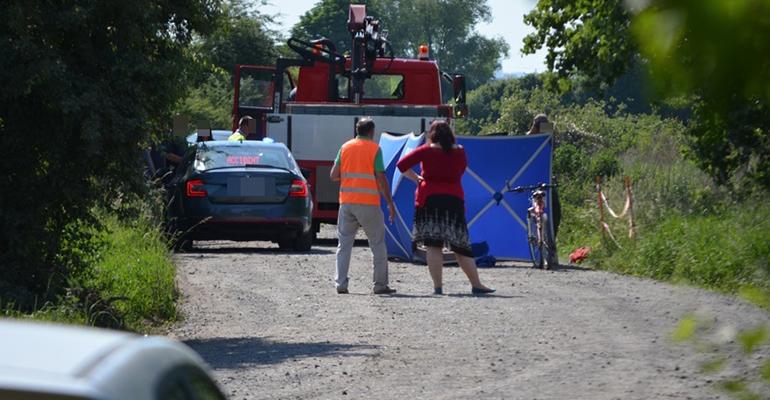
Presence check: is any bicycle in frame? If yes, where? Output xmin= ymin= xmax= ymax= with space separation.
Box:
xmin=507 ymin=183 xmax=558 ymax=270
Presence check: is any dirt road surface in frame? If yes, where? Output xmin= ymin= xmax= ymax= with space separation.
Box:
xmin=170 ymin=227 xmax=769 ymax=400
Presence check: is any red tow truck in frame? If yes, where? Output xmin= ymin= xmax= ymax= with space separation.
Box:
xmin=231 ymin=4 xmax=468 ymax=231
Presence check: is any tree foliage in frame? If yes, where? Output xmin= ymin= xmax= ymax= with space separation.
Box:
xmin=0 ymin=0 xmax=221 ymax=297
xmin=291 ymin=0 xmax=509 ymax=89
xmin=631 ymin=0 xmax=770 ymax=190
xmin=176 ymin=0 xmax=278 ymax=129
xmin=291 ymin=0 xmax=373 ymax=55
xmin=381 ymin=0 xmax=509 ymax=88
xmin=174 ymin=72 xmax=234 ymax=129
xmin=522 ymin=0 xmax=636 ymax=92
xmin=456 ymin=74 xmax=545 ymax=135
xmin=523 ymin=0 xmax=770 ymax=192
xmin=199 ymin=0 xmax=277 ymax=74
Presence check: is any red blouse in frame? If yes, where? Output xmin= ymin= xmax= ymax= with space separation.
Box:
xmin=397 ymin=144 xmax=467 ymax=207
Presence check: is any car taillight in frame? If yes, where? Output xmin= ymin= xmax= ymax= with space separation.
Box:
xmin=186 ymin=179 xmax=207 ymax=197
xmin=290 ymin=179 xmax=308 ymax=197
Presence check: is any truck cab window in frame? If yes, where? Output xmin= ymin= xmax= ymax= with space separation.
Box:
xmin=363 ymin=74 xmax=404 ymax=100
xmin=336 ymin=74 xmax=349 ymax=100
xmin=239 ymin=69 xmax=274 ymax=108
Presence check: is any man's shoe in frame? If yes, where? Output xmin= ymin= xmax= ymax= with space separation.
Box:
xmin=336 ymin=287 xmax=349 ymax=294
xmin=433 ymin=287 xmax=443 ymax=295
xmin=471 ymin=286 xmax=496 ymax=295
xmin=373 ymin=286 xmax=397 ymax=295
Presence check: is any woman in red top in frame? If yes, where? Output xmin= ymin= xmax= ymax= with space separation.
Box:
xmin=397 ymin=121 xmax=494 ymax=295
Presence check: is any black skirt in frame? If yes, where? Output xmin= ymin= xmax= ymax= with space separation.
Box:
xmin=412 ymin=195 xmax=473 ymax=257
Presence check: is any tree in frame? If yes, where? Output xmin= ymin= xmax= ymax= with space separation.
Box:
xmin=199 ymin=1 xmax=277 ymax=73
xmin=522 ymin=0 xmax=636 ymax=92
xmin=290 ymin=0 xmax=373 ymax=55
xmin=631 ymin=0 xmax=770 ymax=189
xmin=522 ymin=0 xmax=770 ymax=191
xmin=178 ymin=1 xmax=279 ymax=129
xmin=174 ymin=72 xmax=234 ymax=129
xmin=0 ymin=0 xmax=221 ymax=298
xmin=456 ymin=74 xmax=544 ymax=135
xmin=291 ymin=0 xmax=509 ymax=89
xmin=381 ymin=0 xmax=509 ymax=88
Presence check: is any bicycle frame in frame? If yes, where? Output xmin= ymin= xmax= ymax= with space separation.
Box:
xmin=509 ymin=183 xmax=558 ymax=269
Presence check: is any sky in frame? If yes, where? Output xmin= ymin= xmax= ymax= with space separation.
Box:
xmin=260 ymin=0 xmax=548 ymax=74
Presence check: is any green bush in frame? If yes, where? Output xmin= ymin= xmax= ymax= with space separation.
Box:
xmin=461 ymin=71 xmax=770 ymax=308
xmin=1 ymin=208 xmax=177 ymax=332
xmin=0 ymin=0 xmax=219 ymax=300
xmin=88 ymin=215 xmax=177 ymax=331
xmin=174 ymin=71 xmax=234 ymax=129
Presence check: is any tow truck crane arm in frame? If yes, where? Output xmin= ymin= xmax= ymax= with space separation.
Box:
xmin=347 ymin=4 xmax=393 ymax=104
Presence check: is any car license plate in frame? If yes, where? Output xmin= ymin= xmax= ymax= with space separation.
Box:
xmin=227 ymin=177 xmax=266 ymax=197
xmin=239 ymin=177 xmax=265 ymax=196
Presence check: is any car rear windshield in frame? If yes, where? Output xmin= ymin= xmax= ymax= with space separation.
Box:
xmin=194 ymin=145 xmax=295 ymax=171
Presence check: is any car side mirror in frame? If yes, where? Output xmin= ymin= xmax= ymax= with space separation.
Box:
xmin=452 ymin=74 xmax=468 ymax=119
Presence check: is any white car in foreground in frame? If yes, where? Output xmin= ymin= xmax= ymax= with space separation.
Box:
xmin=0 ymin=319 xmax=226 ymax=400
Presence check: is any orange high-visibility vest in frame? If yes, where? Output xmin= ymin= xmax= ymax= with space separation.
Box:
xmin=339 ymin=138 xmax=381 ymax=206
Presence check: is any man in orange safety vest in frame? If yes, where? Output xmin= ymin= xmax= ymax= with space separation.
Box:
xmin=330 ymin=118 xmax=397 ymax=295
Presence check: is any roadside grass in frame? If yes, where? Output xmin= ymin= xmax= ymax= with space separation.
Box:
xmin=593 ymin=204 xmax=770 ymax=298
xmin=88 ymin=214 xmax=177 ymax=331
xmin=558 ymin=156 xmax=770 ymax=306
xmin=1 ymin=209 xmax=176 ymax=333
xmin=561 ymin=202 xmax=770 ymax=307
xmin=557 ymin=119 xmax=770 ymax=307
xmin=1 ymin=300 xmax=88 ymax=325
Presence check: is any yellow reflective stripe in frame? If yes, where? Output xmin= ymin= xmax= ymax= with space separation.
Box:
xmin=341 ymin=180 xmax=378 ymax=191
xmin=339 ymin=187 xmax=380 ymax=195
xmin=341 ymin=172 xmax=376 ymax=180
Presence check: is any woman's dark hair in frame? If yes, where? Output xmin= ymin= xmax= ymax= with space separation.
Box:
xmin=428 ymin=120 xmax=455 ymax=152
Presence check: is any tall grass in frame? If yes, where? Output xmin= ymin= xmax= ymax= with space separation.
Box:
xmin=88 ymin=214 xmax=177 ymax=331
xmin=594 ymin=205 xmax=770 ymax=297
xmin=557 ymin=119 xmax=770 ymax=304
xmin=1 ymin=208 xmax=177 ymax=332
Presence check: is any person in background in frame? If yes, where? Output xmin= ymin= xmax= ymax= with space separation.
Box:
xmin=527 ymin=113 xmax=550 ymax=135
xmin=196 ymin=129 xmax=212 ymax=142
xmin=330 ymin=118 xmax=397 ymax=295
xmin=228 ymin=116 xmax=253 ymax=141
xmin=526 ymin=113 xmax=562 ymax=237
xmin=396 ymin=120 xmax=495 ymax=295
xmin=162 ymin=134 xmax=186 ymax=168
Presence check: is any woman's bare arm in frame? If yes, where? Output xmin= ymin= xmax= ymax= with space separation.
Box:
xmin=402 ymin=168 xmax=423 ymax=184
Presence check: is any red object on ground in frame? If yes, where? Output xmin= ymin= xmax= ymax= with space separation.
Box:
xmin=569 ymin=247 xmax=592 ymax=264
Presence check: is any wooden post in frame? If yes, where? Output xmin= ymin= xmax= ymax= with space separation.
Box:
xmin=625 ymin=176 xmax=636 ymax=239
xmin=596 ymin=176 xmax=605 ymax=237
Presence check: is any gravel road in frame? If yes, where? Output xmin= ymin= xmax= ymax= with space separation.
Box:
xmin=170 ymin=226 xmax=770 ymax=400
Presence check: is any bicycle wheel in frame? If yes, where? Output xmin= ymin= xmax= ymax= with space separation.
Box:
xmin=527 ymin=214 xmax=544 ymax=269
xmin=541 ymin=213 xmax=558 ymax=269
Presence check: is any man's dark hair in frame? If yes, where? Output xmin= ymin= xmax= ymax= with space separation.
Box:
xmin=356 ymin=118 xmax=375 ymax=136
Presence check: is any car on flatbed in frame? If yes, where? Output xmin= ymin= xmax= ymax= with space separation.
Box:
xmin=0 ymin=319 xmax=226 ymax=400
xmin=166 ymin=140 xmax=314 ymax=251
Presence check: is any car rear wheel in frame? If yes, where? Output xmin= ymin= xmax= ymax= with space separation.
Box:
xmin=278 ymin=230 xmax=314 ymax=252
xmin=277 ymin=238 xmax=293 ymax=250
xmin=294 ymin=229 xmax=314 ymax=252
